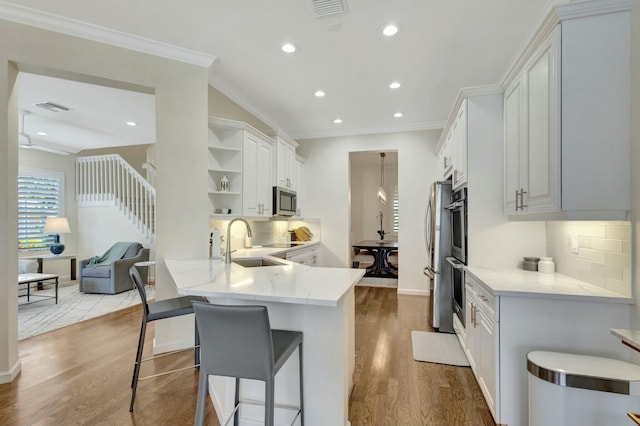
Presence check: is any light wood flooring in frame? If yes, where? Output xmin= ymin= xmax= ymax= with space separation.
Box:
xmin=0 ymin=286 xmax=494 ymax=426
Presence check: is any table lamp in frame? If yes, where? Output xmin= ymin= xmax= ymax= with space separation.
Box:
xmin=44 ymin=217 xmax=70 ymax=255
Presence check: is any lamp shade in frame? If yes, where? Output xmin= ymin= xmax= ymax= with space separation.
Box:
xmin=44 ymin=217 xmax=71 ymax=234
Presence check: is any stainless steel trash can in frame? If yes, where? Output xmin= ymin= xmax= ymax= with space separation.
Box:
xmin=528 ymin=351 xmax=640 ymax=426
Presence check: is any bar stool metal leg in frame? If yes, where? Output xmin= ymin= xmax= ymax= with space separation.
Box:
xmin=194 ymin=370 xmax=208 ymax=426
xmin=234 ymin=377 xmax=240 ymax=426
xmin=299 ymin=342 xmax=304 ymax=426
xmin=130 ymin=318 xmax=147 ymax=411
xmin=265 ymin=378 xmax=275 ymax=426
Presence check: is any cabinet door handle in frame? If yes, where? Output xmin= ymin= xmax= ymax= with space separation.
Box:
xmin=520 ymin=188 xmax=528 ymax=209
xmin=473 ymin=305 xmax=478 ymax=328
xmin=515 ymin=189 xmax=521 ymax=211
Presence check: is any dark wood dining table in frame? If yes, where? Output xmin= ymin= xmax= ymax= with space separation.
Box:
xmin=352 ymin=240 xmax=398 ymax=278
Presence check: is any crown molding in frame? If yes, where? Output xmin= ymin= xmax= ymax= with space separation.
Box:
xmin=500 ymin=0 xmax=633 ymax=87
xmin=208 ymin=72 xmax=284 ymax=132
xmin=0 ymin=1 xmax=216 ymax=68
xmin=435 ymin=84 xmax=504 ymax=150
xmin=288 ymin=120 xmax=445 ymax=141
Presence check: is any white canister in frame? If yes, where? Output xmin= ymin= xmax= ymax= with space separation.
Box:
xmin=538 ymin=257 xmax=555 ymax=274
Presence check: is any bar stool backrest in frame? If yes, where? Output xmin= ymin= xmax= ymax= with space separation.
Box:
xmin=130 ymin=266 xmax=150 ymax=319
xmin=192 ymin=302 xmax=275 ymax=382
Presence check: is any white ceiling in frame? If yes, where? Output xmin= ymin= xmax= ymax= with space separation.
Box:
xmin=8 ymin=0 xmax=552 ymax=147
xmin=18 ymin=73 xmax=155 ymax=154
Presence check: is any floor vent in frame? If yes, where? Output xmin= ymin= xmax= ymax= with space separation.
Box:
xmin=309 ymin=0 xmax=348 ymax=18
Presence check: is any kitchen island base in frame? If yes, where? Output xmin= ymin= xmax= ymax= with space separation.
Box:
xmin=206 ymin=289 xmax=355 ymax=426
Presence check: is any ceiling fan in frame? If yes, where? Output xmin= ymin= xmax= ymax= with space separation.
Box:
xmin=18 ymin=110 xmax=71 ymax=155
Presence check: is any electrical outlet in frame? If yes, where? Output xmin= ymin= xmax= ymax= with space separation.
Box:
xmin=571 ymin=235 xmax=580 ymax=254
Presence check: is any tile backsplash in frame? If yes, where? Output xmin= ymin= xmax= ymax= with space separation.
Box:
xmin=546 ymin=221 xmax=631 ymax=296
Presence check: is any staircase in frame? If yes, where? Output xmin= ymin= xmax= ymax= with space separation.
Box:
xmin=76 ymin=154 xmax=155 ymax=245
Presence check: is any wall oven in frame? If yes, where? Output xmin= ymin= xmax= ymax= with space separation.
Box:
xmin=446 ymin=256 xmax=465 ymax=325
xmin=446 ymin=187 xmax=467 ymax=325
xmin=446 ymin=187 xmax=467 ymax=264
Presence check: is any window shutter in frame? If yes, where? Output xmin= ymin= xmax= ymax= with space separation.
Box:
xmin=18 ymin=175 xmax=61 ymax=251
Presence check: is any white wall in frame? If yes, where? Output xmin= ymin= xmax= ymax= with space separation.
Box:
xmin=17 ymin=148 xmax=79 ymax=281
xmin=350 ymin=159 xmax=398 ymax=243
xmin=0 ymin=19 xmax=208 ymax=382
xmin=628 ymin=0 xmax=640 ymax=364
xmin=77 ymin=206 xmax=153 ymax=262
xmin=466 ymin=94 xmax=546 ymax=269
xmin=297 ymin=130 xmax=440 ymax=295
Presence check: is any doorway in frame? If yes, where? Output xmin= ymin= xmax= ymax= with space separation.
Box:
xmin=349 ymin=150 xmax=398 ymax=287
xmin=16 ymin=70 xmax=157 ymax=340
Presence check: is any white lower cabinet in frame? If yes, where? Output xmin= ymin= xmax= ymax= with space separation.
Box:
xmin=456 ymin=274 xmax=498 ymax=421
xmin=285 ymin=245 xmax=318 ymax=266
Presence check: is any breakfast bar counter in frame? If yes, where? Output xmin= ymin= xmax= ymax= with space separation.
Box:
xmin=165 ymin=256 xmax=364 ymax=426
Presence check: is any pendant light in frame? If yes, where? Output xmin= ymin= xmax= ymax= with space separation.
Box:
xmin=377 ymin=152 xmax=387 ymax=204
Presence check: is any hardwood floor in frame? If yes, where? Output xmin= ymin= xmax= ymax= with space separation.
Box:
xmin=349 ymin=287 xmax=495 ymax=426
xmin=0 ymin=286 xmax=494 ymax=426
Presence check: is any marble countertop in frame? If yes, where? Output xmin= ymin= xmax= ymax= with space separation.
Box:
xmin=465 ymin=266 xmax=633 ymax=303
xmin=227 ymin=241 xmax=320 ymax=259
xmin=165 ymin=245 xmax=364 ymax=307
xmin=611 ymin=329 xmax=640 ymax=352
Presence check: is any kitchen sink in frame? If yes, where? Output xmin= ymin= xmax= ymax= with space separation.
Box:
xmin=232 ymin=257 xmax=287 ymax=268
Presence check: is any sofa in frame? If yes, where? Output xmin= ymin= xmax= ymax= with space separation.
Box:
xmin=79 ymin=242 xmax=149 ymax=294
xmin=19 ymin=259 xmax=38 ymax=274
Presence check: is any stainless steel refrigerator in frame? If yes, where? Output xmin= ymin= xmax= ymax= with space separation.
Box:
xmin=423 ymin=180 xmax=453 ymax=333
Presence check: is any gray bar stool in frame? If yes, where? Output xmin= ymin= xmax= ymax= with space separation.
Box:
xmin=192 ymin=302 xmax=304 ymax=426
xmin=129 ymin=266 xmax=207 ymax=412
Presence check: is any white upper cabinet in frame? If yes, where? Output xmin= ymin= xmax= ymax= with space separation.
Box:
xmin=503 ymin=2 xmax=631 ymax=219
xmin=269 ymin=130 xmax=298 ymax=190
xmin=295 ymin=155 xmax=305 ymax=216
xmin=504 ymin=27 xmax=560 ymax=215
xmin=437 ymin=101 xmax=465 ymax=186
xmin=242 ymin=133 xmax=273 ymax=217
xmin=208 ymin=117 xmax=274 ymax=218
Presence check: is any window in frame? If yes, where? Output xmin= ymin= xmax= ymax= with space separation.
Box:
xmin=18 ymin=168 xmax=64 ymax=251
xmin=393 ymin=191 xmax=399 ymax=233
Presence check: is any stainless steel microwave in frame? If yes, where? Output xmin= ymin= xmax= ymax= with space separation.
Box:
xmin=273 ymin=186 xmax=297 ymax=216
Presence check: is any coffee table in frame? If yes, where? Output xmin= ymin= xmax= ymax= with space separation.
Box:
xmin=18 ymin=273 xmax=59 ymax=305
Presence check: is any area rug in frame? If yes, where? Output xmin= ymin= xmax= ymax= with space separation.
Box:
xmin=18 ymin=283 xmax=154 ymax=340
xmin=411 ymin=331 xmax=470 ymax=367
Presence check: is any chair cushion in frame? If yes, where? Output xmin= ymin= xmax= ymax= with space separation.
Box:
xmin=81 ymin=265 xmax=112 ymax=278
xmin=147 ymin=296 xmax=207 ymax=322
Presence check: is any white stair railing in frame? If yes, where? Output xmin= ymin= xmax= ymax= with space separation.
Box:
xmin=76 ymin=154 xmax=155 ymax=243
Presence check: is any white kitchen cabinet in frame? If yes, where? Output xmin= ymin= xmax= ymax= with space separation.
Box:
xmin=452 ymin=101 xmax=467 ymax=189
xmin=242 ymin=133 xmax=273 ymax=217
xmin=286 ymin=244 xmax=318 ymax=266
xmin=209 ymin=117 xmax=274 ymax=218
xmin=504 ymin=26 xmax=560 ymax=215
xmin=295 ymin=155 xmax=305 ymax=216
xmin=268 ymin=130 xmax=298 ymax=190
xmin=207 ymin=118 xmax=244 ymax=217
xmin=459 ymin=273 xmax=498 ymax=420
xmin=503 ymin=4 xmax=631 ymax=219
xmin=460 ymin=265 xmax=631 ymax=426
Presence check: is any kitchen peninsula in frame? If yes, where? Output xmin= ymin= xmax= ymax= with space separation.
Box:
xmin=165 ymin=253 xmax=364 ymax=426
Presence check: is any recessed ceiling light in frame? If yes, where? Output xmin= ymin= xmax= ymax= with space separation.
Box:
xmin=394 ymin=112 xmax=403 ymax=118
xmin=315 ymin=90 xmax=325 ymax=97
xmin=126 ymin=121 xmax=137 ymax=127
xmin=334 ymin=118 xmax=343 ymax=124
xmin=36 ymin=131 xmax=47 ymax=136
xmin=382 ymin=24 xmax=398 ymax=37
xmin=389 ymin=82 xmax=401 ymax=89
xmin=281 ymin=43 xmax=296 ymax=53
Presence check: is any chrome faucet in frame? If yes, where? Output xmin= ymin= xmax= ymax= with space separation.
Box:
xmin=225 ymin=218 xmax=253 ymax=264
